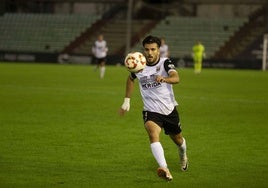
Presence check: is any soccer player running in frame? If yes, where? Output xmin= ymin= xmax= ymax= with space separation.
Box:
xmin=119 ymin=35 xmax=188 ymax=181
xmin=92 ymin=34 xmax=108 ymax=79
xmin=159 ymin=38 xmax=169 ymax=58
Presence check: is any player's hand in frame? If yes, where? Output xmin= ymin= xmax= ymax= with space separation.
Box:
xmin=155 ymin=75 xmax=166 ymax=83
xmin=119 ymin=98 xmax=130 ymax=116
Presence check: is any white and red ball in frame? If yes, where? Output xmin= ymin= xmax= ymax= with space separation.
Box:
xmin=124 ymin=52 xmax=146 ymax=73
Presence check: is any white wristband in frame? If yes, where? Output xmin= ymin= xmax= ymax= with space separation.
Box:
xmin=121 ymin=98 xmax=130 ymax=111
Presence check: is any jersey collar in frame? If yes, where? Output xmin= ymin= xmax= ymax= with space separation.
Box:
xmin=146 ymin=58 xmax=160 ymax=67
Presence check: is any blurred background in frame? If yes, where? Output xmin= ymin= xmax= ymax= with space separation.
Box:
xmin=0 ymin=0 xmax=267 ymax=69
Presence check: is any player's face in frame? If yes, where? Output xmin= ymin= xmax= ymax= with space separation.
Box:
xmin=98 ymin=35 xmax=103 ymax=41
xmin=143 ymin=43 xmax=160 ymax=65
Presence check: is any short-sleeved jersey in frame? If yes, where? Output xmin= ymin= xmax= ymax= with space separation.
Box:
xmin=92 ymin=40 xmax=108 ymax=59
xmin=130 ymin=58 xmax=178 ymax=115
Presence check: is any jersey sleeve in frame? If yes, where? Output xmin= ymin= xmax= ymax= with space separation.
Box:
xmin=163 ymin=59 xmax=176 ymax=73
xmin=129 ymin=72 xmax=137 ymax=80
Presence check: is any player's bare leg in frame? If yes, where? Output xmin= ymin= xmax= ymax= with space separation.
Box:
xmin=99 ymin=61 xmax=106 ymax=79
xmin=145 ymin=121 xmax=173 ymax=180
xmin=169 ymin=133 xmax=188 ymax=171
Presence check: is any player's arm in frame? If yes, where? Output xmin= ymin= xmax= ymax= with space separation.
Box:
xmin=119 ymin=74 xmax=135 ymax=116
xmin=124 ymin=75 xmax=135 ymax=98
xmin=166 ymin=71 xmax=179 ymax=84
xmin=156 ymin=71 xmax=179 ymax=84
xmin=156 ymin=59 xmax=179 ymax=84
xmin=92 ymin=43 xmax=96 ymax=54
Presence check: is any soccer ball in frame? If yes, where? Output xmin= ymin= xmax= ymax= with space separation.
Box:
xmin=124 ymin=52 xmax=146 ymax=73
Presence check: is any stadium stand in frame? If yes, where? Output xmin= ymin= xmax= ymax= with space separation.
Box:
xmin=214 ymin=6 xmax=266 ymax=59
xmin=0 ymin=13 xmax=250 ymax=61
xmin=0 ymin=13 xmax=100 ymax=53
xmin=66 ymin=19 xmax=158 ymax=56
xmin=130 ymin=16 xmax=248 ymax=58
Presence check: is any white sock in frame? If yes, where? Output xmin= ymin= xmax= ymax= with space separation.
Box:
xmin=150 ymin=142 xmax=167 ymax=168
xmin=100 ymin=66 xmax=105 ymax=78
xmin=178 ymin=137 xmax=187 ymax=158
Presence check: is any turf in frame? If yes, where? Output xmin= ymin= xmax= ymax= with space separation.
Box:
xmin=0 ymin=62 xmax=267 ymax=188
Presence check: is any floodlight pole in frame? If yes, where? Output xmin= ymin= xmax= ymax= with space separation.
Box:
xmin=262 ymin=34 xmax=268 ymax=71
xmin=125 ymin=0 xmax=133 ymax=56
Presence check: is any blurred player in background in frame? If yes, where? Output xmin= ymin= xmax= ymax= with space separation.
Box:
xmin=119 ymin=35 xmax=188 ymax=181
xmin=192 ymin=40 xmax=205 ymax=74
xmin=92 ymin=34 xmax=108 ymax=79
xmin=159 ymin=38 xmax=169 ymax=58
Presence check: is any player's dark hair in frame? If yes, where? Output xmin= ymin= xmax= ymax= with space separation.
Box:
xmin=142 ymin=35 xmax=161 ymax=48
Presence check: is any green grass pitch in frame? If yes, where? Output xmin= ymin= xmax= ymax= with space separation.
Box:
xmin=0 ymin=62 xmax=267 ymax=188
